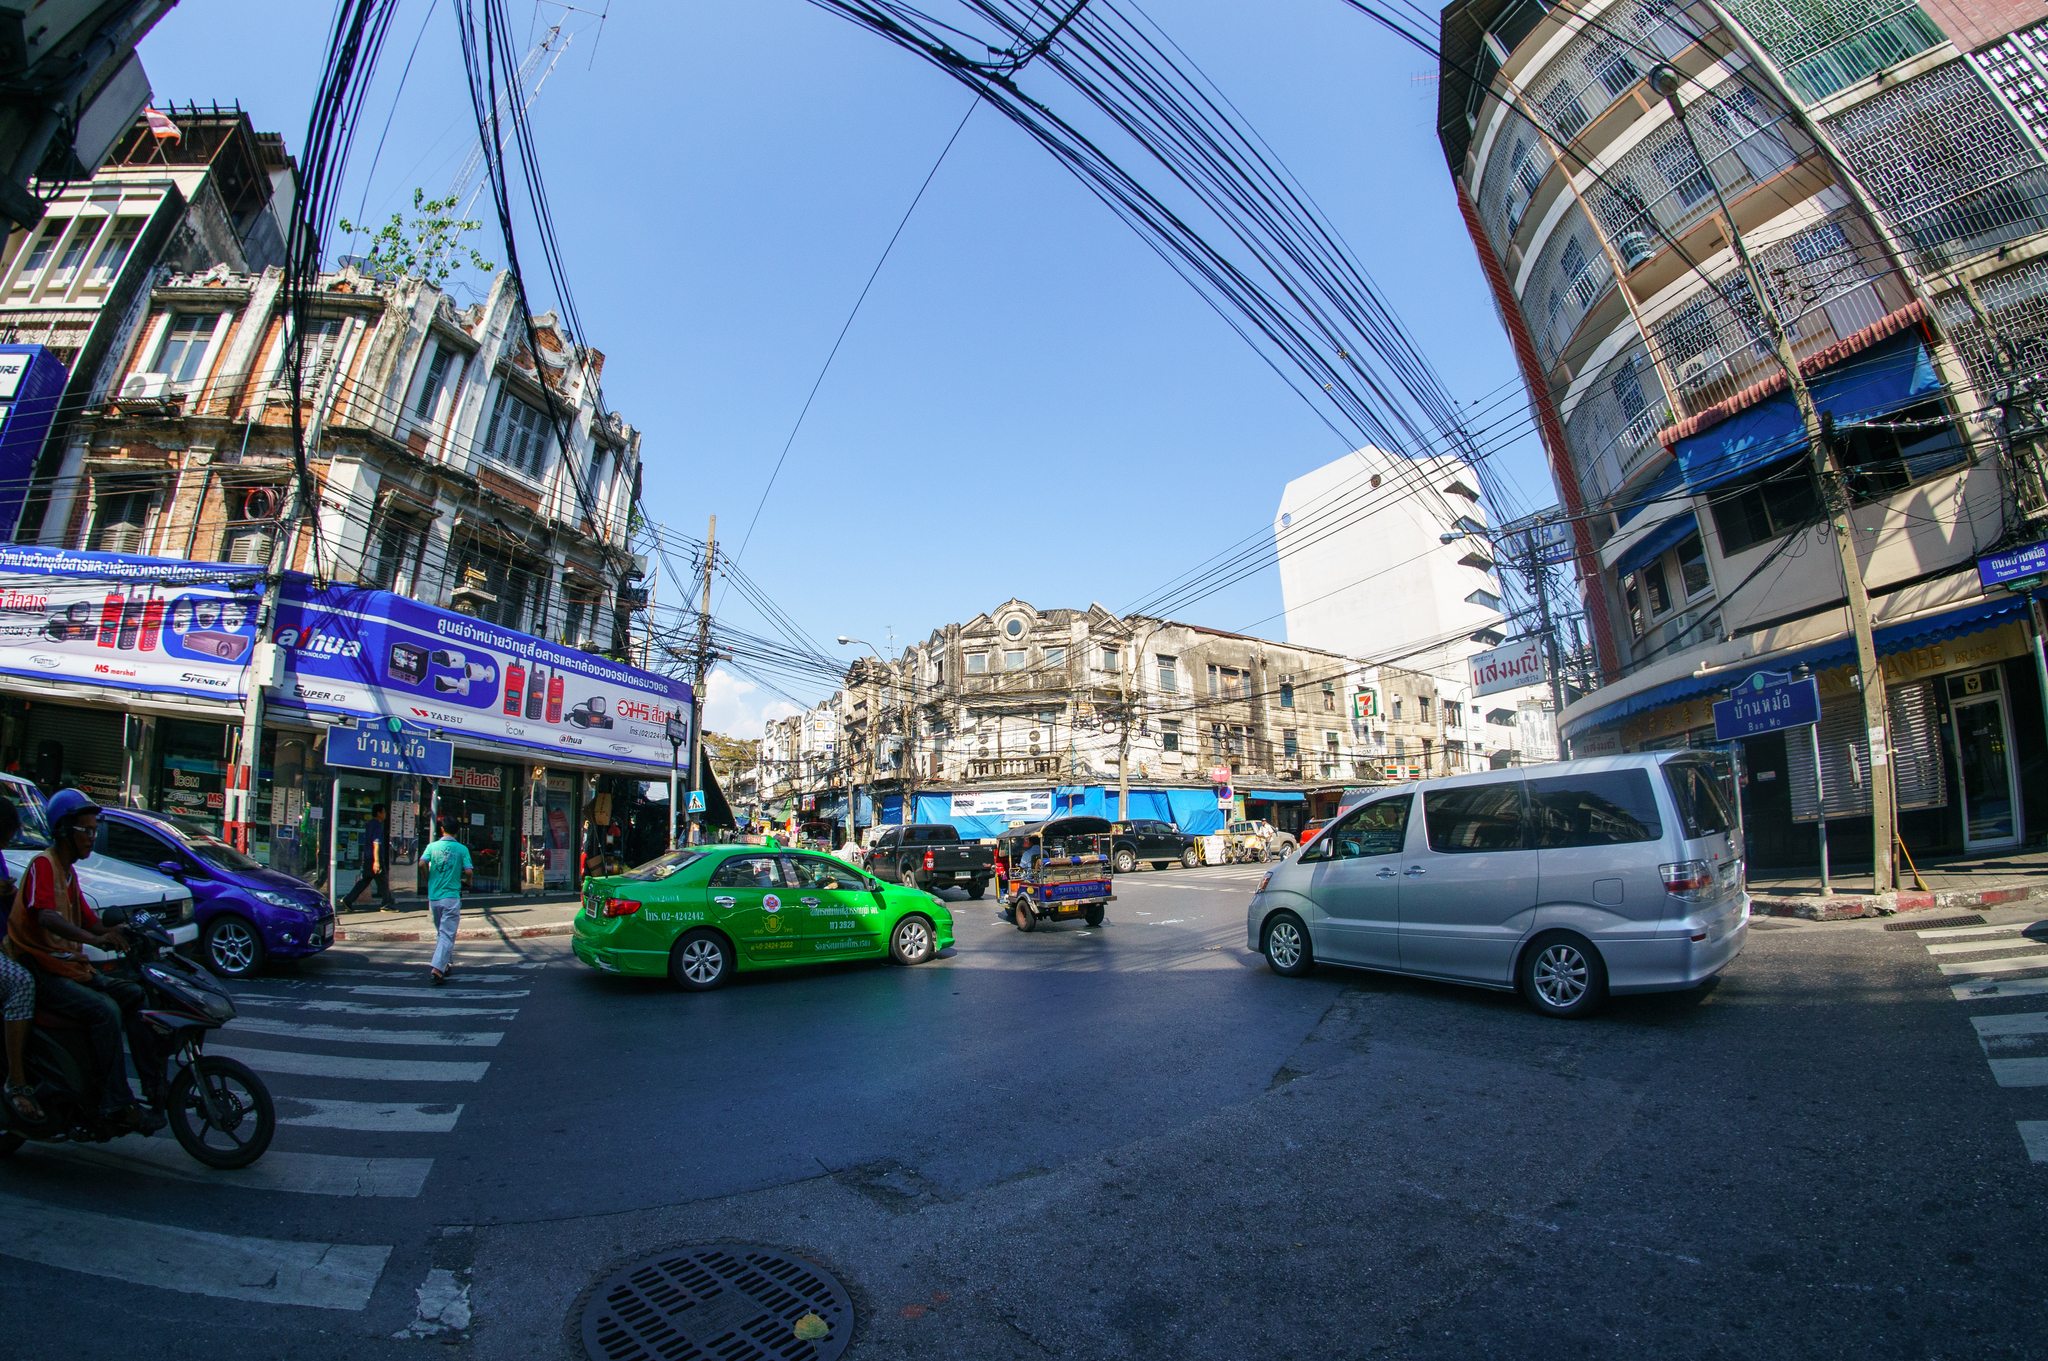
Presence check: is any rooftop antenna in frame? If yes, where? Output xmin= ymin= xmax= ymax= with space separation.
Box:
xmin=448 ymin=23 xmax=572 ymax=222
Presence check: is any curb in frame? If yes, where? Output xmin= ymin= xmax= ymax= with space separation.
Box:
xmin=335 ymin=920 xmax=577 ymax=943
xmin=1751 ymin=879 xmax=2048 ymax=921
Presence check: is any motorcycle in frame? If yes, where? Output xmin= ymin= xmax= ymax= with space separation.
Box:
xmin=0 ymin=905 xmax=275 ymax=1168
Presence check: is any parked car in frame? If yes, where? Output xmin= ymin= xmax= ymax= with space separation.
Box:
xmin=1223 ymin=819 xmax=1297 ymax=862
xmin=865 ymin=824 xmax=997 ymax=898
xmin=573 ymin=844 xmax=954 ymax=990
xmin=0 ymin=774 xmax=196 ymax=948
xmin=1247 ymin=753 xmax=1746 ymax=1018
xmin=95 ymin=807 xmax=334 ymax=977
xmin=1108 ymin=819 xmax=1199 ymax=874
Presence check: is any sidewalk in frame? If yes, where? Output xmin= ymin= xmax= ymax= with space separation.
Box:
xmin=332 ymin=892 xmax=581 ymax=944
xmin=1749 ymin=844 xmax=2048 ymax=921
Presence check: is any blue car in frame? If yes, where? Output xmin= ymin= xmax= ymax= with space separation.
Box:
xmin=95 ymin=808 xmax=335 ymax=977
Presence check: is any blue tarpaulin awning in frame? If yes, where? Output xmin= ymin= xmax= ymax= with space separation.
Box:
xmin=1243 ymin=790 xmax=1306 ymax=802
xmin=1674 ymin=331 xmax=1940 ymax=495
xmin=1612 ymin=511 xmax=1699 ymax=580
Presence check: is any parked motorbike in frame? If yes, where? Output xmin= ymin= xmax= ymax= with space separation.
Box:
xmin=0 ymin=906 xmax=275 ymax=1168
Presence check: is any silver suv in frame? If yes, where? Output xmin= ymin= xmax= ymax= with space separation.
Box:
xmin=1246 ymin=752 xmax=1746 ymax=1018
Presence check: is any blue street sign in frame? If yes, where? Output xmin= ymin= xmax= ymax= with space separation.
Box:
xmin=325 ymin=724 xmax=455 ymax=779
xmin=1713 ymin=670 xmax=1821 ymax=741
xmin=1978 ymin=540 xmax=2048 ymax=592
xmin=687 ymin=790 xmax=705 ymax=813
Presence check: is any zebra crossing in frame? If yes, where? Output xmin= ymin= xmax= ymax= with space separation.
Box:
xmin=1910 ymin=917 xmax=2048 ymax=1162
xmin=0 ymin=939 xmax=561 ymax=1311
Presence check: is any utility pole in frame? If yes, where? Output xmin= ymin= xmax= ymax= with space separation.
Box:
xmin=1526 ymin=529 xmax=1569 ymax=760
xmin=689 ymin=515 xmax=714 ymax=846
xmin=1650 ymin=64 xmax=1894 ymax=893
xmin=226 ymin=325 xmax=345 ymax=858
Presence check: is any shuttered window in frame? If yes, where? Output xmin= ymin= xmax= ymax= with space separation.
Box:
xmin=90 ymin=489 xmax=151 ymax=553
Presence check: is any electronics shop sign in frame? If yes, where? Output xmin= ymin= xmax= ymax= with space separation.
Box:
xmin=0 ymin=546 xmax=691 ymax=771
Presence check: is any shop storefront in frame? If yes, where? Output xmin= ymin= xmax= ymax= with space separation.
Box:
xmin=427 ymin=763 xmax=519 ymax=895
xmin=1565 ymin=601 xmax=2047 ymax=870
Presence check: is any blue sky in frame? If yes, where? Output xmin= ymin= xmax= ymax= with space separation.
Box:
xmin=140 ymin=1 xmax=1548 ymax=736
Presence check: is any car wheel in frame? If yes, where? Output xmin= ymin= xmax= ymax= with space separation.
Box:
xmin=890 ymin=914 xmax=936 ymax=965
xmin=1084 ymin=905 xmax=1105 ymax=927
xmin=1113 ymin=848 xmax=1137 ymax=875
xmin=1013 ymin=896 xmax=1037 ymax=932
xmin=669 ymin=929 xmax=734 ymax=992
xmin=204 ymin=916 xmax=265 ymax=978
xmin=1263 ymin=911 xmax=1313 ymax=977
xmin=1518 ymin=931 xmax=1608 ymax=1018
xmin=1181 ymin=846 xmax=1200 ymax=869
xmin=966 ymin=880 xmax=987 ymax=900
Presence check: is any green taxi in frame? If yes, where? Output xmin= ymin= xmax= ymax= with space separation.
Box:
xmin=572 ymin=842 xmax=955 ymax=990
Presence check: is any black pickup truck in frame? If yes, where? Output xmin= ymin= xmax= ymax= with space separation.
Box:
xmin=1109 ymin=820 xmax=1199 ymax=874
xmin=866 ymin=824 xmax=997 ymax=898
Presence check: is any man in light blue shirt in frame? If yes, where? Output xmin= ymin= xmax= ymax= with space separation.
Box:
xmin=420 ymin=819 xmax=474 ymax=984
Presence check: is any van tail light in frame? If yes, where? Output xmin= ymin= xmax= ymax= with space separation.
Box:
xmin=923 ymin=849 xmax=934 ymax=871
xmin=603 ymin=897 xmax=641 ymax=917
xmin=1660 ymin=860 xmax=1714 ymax=901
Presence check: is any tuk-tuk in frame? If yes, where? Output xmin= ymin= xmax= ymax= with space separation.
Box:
xmin=995 ymin=815 xmax=1116 ymax=931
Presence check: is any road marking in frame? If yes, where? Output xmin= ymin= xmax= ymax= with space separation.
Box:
xmin=0 ymin=1192 xmax=390 ymax=1309
xmin=275 ymin=1097 xmax=463 ymax=1132
xmin=207 ymin=1044 xmax=489 ymax=1083
xmin=1952 ymin=975 xmax=2048 ymax=1000
xmin=340 ymin=985 xmax=529 ymax=1000
xmin=2019 ymin=1121 xmax=2048 ymax=1162
xmin=1973 ymin=1012 xmax=2048 ymax=1039
xmin=1937 ymin=953 xmax=2048 ymax=977
xmin=1926 ymin=938 xmax=2046 ymax=956
xmin=1918 ymin=922 xmax=2032 ymax=939
xmin=31 ymin=1138 xmax=433 ymax=1197
xmin=301 ymin=967 xmax=527 ymax=982
xmin=232 ymin=997 xmax=520 ymax=1019
xmin=1988 ymin=1057 xmax=2048 ymax=1087
xmin=227 ymin=1016 xmax=503 ymax=1047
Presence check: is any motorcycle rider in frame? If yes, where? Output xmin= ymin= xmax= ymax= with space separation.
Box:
xmin=6 ymin=789 xmax=162 ymax=1132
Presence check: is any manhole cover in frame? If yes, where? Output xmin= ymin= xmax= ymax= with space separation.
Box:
xmin=581 ymin=1243 xmax=852 ymax=1361
xmin=1883 ymin=914 xmax=1985 ymax=932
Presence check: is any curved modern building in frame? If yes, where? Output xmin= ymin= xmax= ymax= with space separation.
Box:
xmin=1438 ymin=0 xmax=2048 ymax=866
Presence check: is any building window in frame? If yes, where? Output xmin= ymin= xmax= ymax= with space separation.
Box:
xmin=1325 ymin=731 xmax=1341 ymax=755
xmin=1045 ymin=645 xmax=1067 ymax=669
xmin=1677 ymin=533 xmax=1712 ymax=598
xmin=483 ymin=388 xmax=550 ymax=475
xmin=1208 ymin=666 xmax=1245 ymax=699
xmin=222 ymin=484 xmax=280 ymax=566
xmin=1100 ymin=646 xmax=1120 ymax=672
xmin=1641 ymin=558 xmax=1673 ymax=616
xmin=366 ymin=514 xmax=423 ymax=593
xmin=1003 ymin=649 xmax=1026 ymax=671
xmin=1445 ymin=701 xmax=1463 ymax=728
xmin=1712 ymin=457 xmax=1821 ymax=555
xmin=452 ymin=549 xmax=542 ymax=632
xmin=50 ymin=227 xmax=93 ymax=288
xmin=157 ymin=313 xmax=216 ymax=384
xmin=1420 ymin=696 xmax=1432 ymax=722
xmin=1156 ymin=654 xmax=1178 ymax=692
xmin=1279 ymin=681 xmax=1294 ymax=708
xmin=932 ymin=658 xmax=944 ymax=684
xmin=1005 ymin=617 xmax=1025 ymax=637
xmin=415 ymin=345 xmax=455 ymax=419
xmin=1392 ymin=696 xmax=1403 ymax=722
xmin=1283 ymin=729 xmax=1298 ymax=758
xmin=90 ymin=486 xmax=152 ymax=553
xmin=16 ymin=222 xmax=63 ymax=281
xmin=966 ymin=653 xmax=987 ymax=674
xmin=89 ymin=220 xmax=142 ymax=285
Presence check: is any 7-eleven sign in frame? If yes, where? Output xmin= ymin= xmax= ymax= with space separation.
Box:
xmin=1354 ymin=689 xmax=1377 ymax=719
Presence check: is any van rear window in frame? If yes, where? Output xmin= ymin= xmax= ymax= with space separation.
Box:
xmin=1665 ymin=759 xmax=1734 ymax=838
xmin=1528 ymin=769 xmax=1661 ymax=847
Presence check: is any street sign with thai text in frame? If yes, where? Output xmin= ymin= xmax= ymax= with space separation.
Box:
xmin=1978 ymin=540 xmax=2048 ymax=592
xmin=1712 ymin=670 xmax=1820 ymax=741
xmin=325 ymin=725 xmax=454 ymax=779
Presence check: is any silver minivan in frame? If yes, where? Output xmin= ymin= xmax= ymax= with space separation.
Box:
xmin=1245 ymin=752 xmax=1747 ymax=1017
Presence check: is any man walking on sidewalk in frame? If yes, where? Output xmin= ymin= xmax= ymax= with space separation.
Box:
xmin=339 ymin=803 xmax=393 ymax=912
xmin=420 ymin=819 xmax=473 ymax=985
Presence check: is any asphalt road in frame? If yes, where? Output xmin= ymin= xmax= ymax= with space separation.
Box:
xmin=3 ymin=863 xmax=2046 ymax=1360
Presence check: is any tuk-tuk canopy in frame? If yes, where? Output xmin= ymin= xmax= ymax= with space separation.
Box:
xmin=1003 ymin=815 xmax=1113 ymax=845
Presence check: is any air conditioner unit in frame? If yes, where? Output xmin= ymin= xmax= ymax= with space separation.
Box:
xmin=1675 ymin=351 xmax=1723 ymax=387
xmin=121 ymin=372 xmax=169 ymax=399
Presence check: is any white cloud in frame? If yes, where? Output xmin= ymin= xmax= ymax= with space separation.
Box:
xmin=701 ymin=666 xmax=803 ymax=740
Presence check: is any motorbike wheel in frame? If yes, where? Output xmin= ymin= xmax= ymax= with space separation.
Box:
xmin=168 ymin=1056 xmax=275 ymax=1169
xmin=1254 ymin=845 xmax=1269 ymax=862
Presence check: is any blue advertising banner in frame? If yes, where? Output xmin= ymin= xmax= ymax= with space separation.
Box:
xmin=0 ymin=545 xmax=691 ymax=772
xmin=325 ymin=724 xmax=455 ymax=779
xmin=1977 ymin=540 xmax=2048 ymax=592
xmin=1712 ymin=670 xmax=1821 ymax=741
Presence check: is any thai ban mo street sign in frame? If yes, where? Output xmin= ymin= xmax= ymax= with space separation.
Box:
xmin=1712 ymin=670 xmax=1821 ymax=741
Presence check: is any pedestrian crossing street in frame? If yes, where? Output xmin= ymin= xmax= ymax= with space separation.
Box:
xmin=1910 ymin=918 xmax=2048 ymax=1163
xmin=0 ymin=939 xmax=563 ymax=1312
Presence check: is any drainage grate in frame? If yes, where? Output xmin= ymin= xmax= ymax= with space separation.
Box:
xmin=581 ymin=1244 xmax=852 ymax=1361
xmin=1883 ymin=914 xmax=1985 ymax=932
